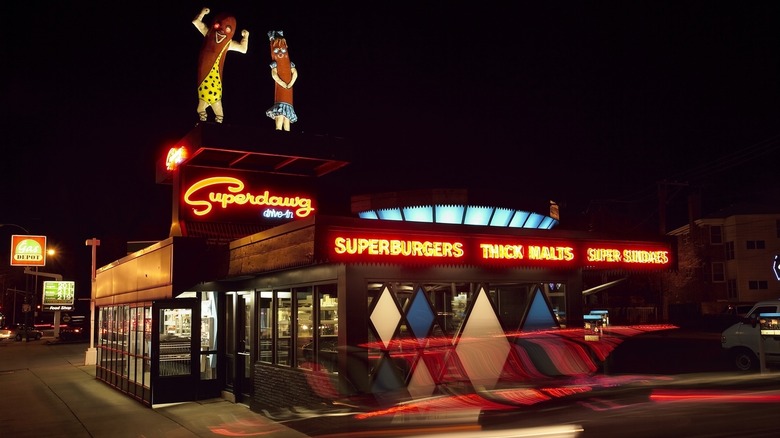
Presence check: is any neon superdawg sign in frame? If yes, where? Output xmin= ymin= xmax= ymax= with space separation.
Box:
xmin=183 ymin=176 xmax=314 ymax=219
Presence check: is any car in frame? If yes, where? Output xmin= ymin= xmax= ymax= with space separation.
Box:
xmin=721 ymin=299 xmax=780 ymax=371
xmin=723 ymin=302 xmax=755 ymax=318
xmin=0 ymin=324 xmax=44 ymax=341
xmin=58 ymin=324 xmax=88 ymax=342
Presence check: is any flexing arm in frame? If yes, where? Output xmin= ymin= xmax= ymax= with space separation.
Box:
xmin=192 ymin=7 xmax=210 ymax=36
xmin=229 ymin=29 xmax=250 ymax=54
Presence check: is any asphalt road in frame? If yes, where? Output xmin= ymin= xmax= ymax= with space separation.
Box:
xmin=3 ymin=327 xmax=779 ymax=438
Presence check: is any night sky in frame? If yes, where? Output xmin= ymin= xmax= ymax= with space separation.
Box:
xmin=1 ymin=1 xmax=779 ymax=304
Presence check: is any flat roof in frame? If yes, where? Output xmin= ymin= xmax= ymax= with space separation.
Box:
xmin=157 ymin=123 xmax=351 ymax=183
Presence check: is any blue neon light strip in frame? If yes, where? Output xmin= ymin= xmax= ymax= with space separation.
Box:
xmin=377 ymin=208 xmax=403 ymax=221
xmin=358 ymin=205 xmax=557 ymax=229
xmin=435 ymin=205 xmax=465 ymax=224
xmin=464 ymin=206 xmax=493 ymax=226
xmin=403 ymin=206 xmax=433 ymax=223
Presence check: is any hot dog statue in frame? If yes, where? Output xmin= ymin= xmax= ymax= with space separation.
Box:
xmin=192 ymin=7 xmax=249 ymax=123
xmin=265 ymin=30 xmax=298 ymax=131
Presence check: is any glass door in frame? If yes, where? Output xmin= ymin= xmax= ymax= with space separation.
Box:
xmin=151 ymin=298 xmax=198 ymax=405
xmin=226 ymin=291 xmax=254 ymax=403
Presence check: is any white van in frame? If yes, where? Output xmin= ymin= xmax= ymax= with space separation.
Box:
xmin=721 ymin=299 xmax=780 ymax=371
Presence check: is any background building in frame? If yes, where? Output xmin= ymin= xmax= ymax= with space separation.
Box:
xmin=666 ymin=202 xmax=780 ymax=317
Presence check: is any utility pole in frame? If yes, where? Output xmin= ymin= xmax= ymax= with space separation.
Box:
xmin=84 ymin=238 xmax=100 ymax=366
xmin=657 ymin=180 xmax=688 ymax=235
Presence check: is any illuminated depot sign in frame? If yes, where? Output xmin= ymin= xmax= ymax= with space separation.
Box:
xmin=179 ymin=168 xmax=316 ymax=225
xmin=329 ymin=232 xmax=672 ymax=270
xmin=9 ymin=235 xmax=47 ymax=267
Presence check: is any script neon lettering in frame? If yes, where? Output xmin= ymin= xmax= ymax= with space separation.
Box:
xmin=183 ymin=176 xmax=314 ymax=218
xmin=166 ymin=146 xmax=187 ymax=170
xmin=333 ymin=237 xmax=464 ymax=258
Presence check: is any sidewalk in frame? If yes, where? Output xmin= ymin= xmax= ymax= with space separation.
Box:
xmin=0 ymin=337 xmax=308 ymax=438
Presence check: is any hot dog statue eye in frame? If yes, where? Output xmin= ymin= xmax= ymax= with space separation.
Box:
xmin=265 ymin=30 xmax=298 ymax=131
xmin=192 ymin=7 xmax=249 ymax=124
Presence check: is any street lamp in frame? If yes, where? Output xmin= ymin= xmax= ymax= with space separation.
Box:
xmin=0 ymin=223 xmax=30 ymax=234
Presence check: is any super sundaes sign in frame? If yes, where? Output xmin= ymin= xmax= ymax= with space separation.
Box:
xmin=180 ymin=173 xmax=315 ymax=223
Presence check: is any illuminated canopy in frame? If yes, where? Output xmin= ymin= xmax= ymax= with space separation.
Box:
xmin=352 ymin=189 xmax=559 ymax=230
xmin=358 ymin=205 xmax=558 ymax=229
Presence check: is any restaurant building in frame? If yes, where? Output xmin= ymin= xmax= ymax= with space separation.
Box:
xmin=92 ymin=124 xmax=675 ymax=410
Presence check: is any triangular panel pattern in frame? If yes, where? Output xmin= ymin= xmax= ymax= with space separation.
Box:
xmin=370 ymin=286 xmax=402 ymax=349
xmin=454 ymin=286 xmax=510 ymax=389
xmin=371 ymin=353 xmax=406 ymax=394
xmin=406 ymin=287 xmax=435 ymax=346
xmin=521 ymin=286 xmax=558 ymax=331
xmin=407 ymin=356 xmax=436 ymax=399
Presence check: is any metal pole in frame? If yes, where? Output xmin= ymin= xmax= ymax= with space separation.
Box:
xmin=1 ymin=224 xmax=31 ymax=328
xmin=33 ymin=266 xmax=38 ymax=326
xmin=84 ymin=238 xmax=100 ymax=366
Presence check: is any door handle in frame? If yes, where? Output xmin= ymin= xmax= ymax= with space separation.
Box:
xmin=237 ymin=351 xmax=250 ymax=356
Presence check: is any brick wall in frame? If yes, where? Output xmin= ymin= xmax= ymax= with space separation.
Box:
xmin=251 ymin=362 xmax=338 ymax=413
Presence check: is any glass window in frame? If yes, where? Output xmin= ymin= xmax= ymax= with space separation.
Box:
xmin=712 ymin=262 xmax=726 ymax=282
xmin=296 ymin=287 xmax=314 ymax=369
xmin=200 ymin=291 xmax=218 ymax=380
xmin=318 ymin=284 xmax=338 ymax=373
xmin=96 ymin=303 xmax=153 ymax=404
xmin=276 ymin=291 xmax=292 ymax=366
xmin=546 ymin=283 xmax=567 ymax=328
xmin=128 ymin=307 xmax=140 ymax=384
xmin=143 ymin=306 xmax=152 ymax=389
xmin=727 ymin=279 xmax=737 ymax=300
xmin=710 ymin=226 xmax=723 ymax=244
xmin=725 ymin=241 xmax=735 ymax=260
xmin=259 ymin=291 xmax=272 ymax=363
xmin=748 ymin=280 xmax=768 ymax=290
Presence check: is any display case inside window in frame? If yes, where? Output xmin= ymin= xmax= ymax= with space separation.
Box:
xmin=163 ymin=308 xmax=192 ymax=339
xmin=159 ymin=308 xmax=192 ymax=377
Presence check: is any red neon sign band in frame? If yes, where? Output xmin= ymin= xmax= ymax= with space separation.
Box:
xmin=334 ymin=237 xmax=465 ymax=258
xmin=479 ymin=243 xmax=575 ymax=261
xmin=329 ymin=233 xmax=672 ymax=269
xmin=586 ymin=247 xmax=669 ymax=264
